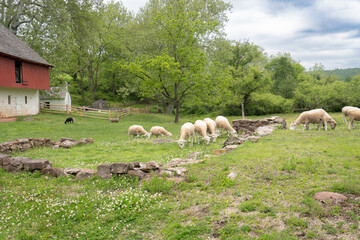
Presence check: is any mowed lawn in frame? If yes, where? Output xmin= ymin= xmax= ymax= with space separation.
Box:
xmin=0 ymin=112 xmax=360 ymax=239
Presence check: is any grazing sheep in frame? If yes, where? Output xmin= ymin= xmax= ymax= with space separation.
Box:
xmin=342 ymin=106 xmax=358 ymax=123
xmin=194 ymin=120 xmax=211 ymax=145
xmin=290 ymin=109 xmax=336 ymax=131
xmin=215 ymin=116 xmax=237 ymax=137
xmin=204 ymin=118 xmax=218 ymax=143
xmin=64 ymin=117 xmax=74 ymax=124
xmin=347 ymin=108 xmax=360 ymax=131
xmin=150 ymin=126 xmax=173 ymax=138
xmin=177 ymin=122 xmax=195 ymax=149
xmin=128 ymin=125 xmax=151 ymax=140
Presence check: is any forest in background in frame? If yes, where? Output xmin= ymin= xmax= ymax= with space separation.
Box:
xmin=1 ymin=0 xmax=360 ymax=122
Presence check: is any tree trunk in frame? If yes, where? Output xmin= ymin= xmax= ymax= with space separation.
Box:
xmin=241 ymin=102 xmax=245 ymax=119
xmin=174 ymin=101 xmax=180 ymax=123
xmin=79 ymin=72 xmax=86 ymax=106
xmin=166 ymin=102 xmax=174 ymax=115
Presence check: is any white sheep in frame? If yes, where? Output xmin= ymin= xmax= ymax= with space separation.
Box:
xmin=342 ymin=106 xmax=358 ymax=123
xmin=177 ymin=122 xmax=195 ymax=149
xmin=128 ymin=125 xmax=151 ymax=140
xmin=194 ymin=120 xmax=211 ymax=145
xmin=347 ymin=108 xmax=360 ymax=131
xmin=215 ymin=116 xmax=237 ymax=137
xmin=290 ymin=109 xmax=337 ymax=131
xmin=150 ymin=126 xmax=173 ymax=138
xmin=203 ymin=118 xmax=218 ymax=143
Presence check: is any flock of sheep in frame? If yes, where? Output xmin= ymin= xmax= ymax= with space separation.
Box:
xmin=128 ymin=116 xmax=237 ymax=149
xmin=128 ymin=106 xmax=360 ymax=149
xmin=290 ymin=106 xmax=360 ymax=131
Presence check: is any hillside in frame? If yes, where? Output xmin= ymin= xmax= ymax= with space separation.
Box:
xmin=324 ymin=68 xmax=360 ymax=81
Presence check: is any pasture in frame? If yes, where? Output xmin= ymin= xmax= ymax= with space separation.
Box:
xmin=0 ymin=112 xmax=360 ymax=239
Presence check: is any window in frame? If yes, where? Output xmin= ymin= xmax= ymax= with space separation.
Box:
xmin=8 ymin=95 xmax=11 ymax=104
xmin=25 ymin=96 xmax=28 ymax=104
xmin=15 ymin=60 xmax=22 ymax=84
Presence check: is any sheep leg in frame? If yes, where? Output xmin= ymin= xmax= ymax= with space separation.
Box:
xmin=343 ymin=114 xmax=347 ymax=124
xmin=348 ymin=120 xmax=352 ymax=131
xmin=324 ymin=120 xmax=328 ymax=131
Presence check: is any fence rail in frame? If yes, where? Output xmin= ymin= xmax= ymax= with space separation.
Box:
xmin=40 ymin=103 xmax=131 ymax=121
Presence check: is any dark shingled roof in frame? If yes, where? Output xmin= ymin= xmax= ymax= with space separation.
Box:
xmin=0 ymin=23 xmax=52 ymax=67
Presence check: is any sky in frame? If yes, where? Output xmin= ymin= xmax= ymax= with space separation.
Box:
xmin=119 ymin=0 xmax=360 ymax=70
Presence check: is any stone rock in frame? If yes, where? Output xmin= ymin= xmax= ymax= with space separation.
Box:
xmin=8 ymin=157 xmax=31 ymax=171
xmin=247 ymin=136 xmax=260 ymax=143
xmin=213 ymin=149 xmax=226 ymax=155
xmin=0 ymin=153 xmax=11 ymax=167
xmin=314 ymin=192 xmax=348 ymax=202
xmin=41 ymin=167 xmax=66 ymax=177
xmin=52 ymin=140 xmax=61 ymax=146
xmin=61 ymin=137 xmax=75 ymax=142
xmin=186 ymin=152 xmax=202 ymax=160
xmin=60 ymin=140 xmax=79 ymax=148
xmin=76 ymin=169 xmax=96 ymax=180
xmin=166 ymin=167 xmax=187 ymax=176
xmin=159 ymin=170 xmax=175 ymax=177
xmin=97 ymin=164 xmax=112 ymax=179
xmin=111 ymin=163 xmax=133 ymax=174
xmin=140 ymin=161 xmax=160 ymax=172
xmin=224 ymin=145 xmax=239 ymax=151
xmin=128 ymin=169 xmax=147 ymax=179
xmin=227 ymin=172 xmax=237 ymax=180
xmin=78 ymin=138 xmax=94 ymax=144
xmin=256 ymin=126 xmax=274 ymax=136
xmin=223 ymin=135 xmax=245 ymax=147
xmin=133 ymin=161 xmax=141 ymax=168
xmin=23 ymin=159 xmax=51 ymax=171
xmin=51 ymin=145 xmax=60 ymax=149
xmin=64 ymin=167 xmax=81 ymax=176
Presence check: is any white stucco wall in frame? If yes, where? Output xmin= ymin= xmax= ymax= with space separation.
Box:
xmin=0 ymin=87 xmax=39 ymax=117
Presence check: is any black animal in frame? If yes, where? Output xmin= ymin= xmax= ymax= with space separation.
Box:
xmin=64 ymin=117 xmax=74 ymax=124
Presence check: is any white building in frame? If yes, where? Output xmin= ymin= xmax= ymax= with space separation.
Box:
xmin=40 ymin=84 xmax=71 ymax=111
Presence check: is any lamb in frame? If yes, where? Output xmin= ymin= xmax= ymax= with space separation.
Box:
xmin=150 ymin=126 xmax=173 ymax=138
xmin=215 ymin=116 xmax=237 ymax=137
xmin=128 ymin=125 xmax=151 ymax=140
xmin=203 ymin=118 xmax=218 ymax=143
xmin=347 ymin=108 xmax=360 ymax=131
xmin=194 ymin=120 xmax=211 ymax=145
xmin=290 ymin=109 xmax=336 ymax=131
xmin=342 ymin=106 xmax=358 ymax=123
xmin=177 ymin=122 xmax=195 ymax=149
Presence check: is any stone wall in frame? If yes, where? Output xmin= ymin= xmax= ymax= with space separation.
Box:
xmin=0 ymin=137 xmax=94 ymax=153
xmin=232 ymin=116 xmax=287 ymax=133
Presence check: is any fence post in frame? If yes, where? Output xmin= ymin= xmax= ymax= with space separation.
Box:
xmin=83 ymin=106 xmax=85 ymax=117
xmin=109 ymin=109 xmax=111 ymax=121
xmin=66 ymin=104 xmax=69 ymax=115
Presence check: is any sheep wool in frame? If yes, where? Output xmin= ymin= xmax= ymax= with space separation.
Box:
xmin=150 ymin=126 xmax=173 ymax=138
xmin=177 ymin=122 xmax=195 ymax=149
xmin=194 ymin=120 xmax=211 ymax=145
xmin=215 ymin=116 xmax=237 ymax=137
xmin=290 ymin=109 xmax=336 ymax=131
xmin=128 ymin=125 xmax=151 ymax=140
xmin=203 ymin=118 xmax=217 ymax=143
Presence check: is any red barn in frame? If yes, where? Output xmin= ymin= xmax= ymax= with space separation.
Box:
xmin=0 ymin=23 xmax=53 ymax=118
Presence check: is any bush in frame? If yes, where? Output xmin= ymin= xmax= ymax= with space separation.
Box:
xmin=246 ymin=93 xmax=294 ymax=116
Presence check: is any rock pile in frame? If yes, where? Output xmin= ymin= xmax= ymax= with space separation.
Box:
xmin=232 ymin=116 xmax=286 ymax=133
xmin=0 ymin=137 xmax=94 ymax=153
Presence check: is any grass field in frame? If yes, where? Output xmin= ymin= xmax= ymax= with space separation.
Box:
xmin=0 ymin=112 xmax=360 ymax=239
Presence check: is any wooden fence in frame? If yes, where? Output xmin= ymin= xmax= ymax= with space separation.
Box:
xmin=40 ymin=103 xmax=131 ymax=121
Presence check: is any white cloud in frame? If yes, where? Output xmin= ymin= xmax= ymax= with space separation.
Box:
xmin=315 ymin=0 xmax=360 ymax=24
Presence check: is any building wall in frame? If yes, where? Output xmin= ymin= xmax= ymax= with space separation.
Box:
xmin=39 ymin=99 xmax=66 ymax=111
xmin=0 ymin=55 xmax=50 ymax=90
xmin=0 ymin=87 xmax=39 ymax=117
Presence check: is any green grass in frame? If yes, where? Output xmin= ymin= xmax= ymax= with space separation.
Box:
xmin=1 ymin=112 xmax=360 ymax=239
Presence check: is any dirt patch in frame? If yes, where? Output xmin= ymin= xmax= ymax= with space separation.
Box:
xmin=0 ymin=118 xmax=16 ymax=123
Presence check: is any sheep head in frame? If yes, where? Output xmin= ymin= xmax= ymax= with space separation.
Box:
xmin=204 ymin=136 xmax=211 ymax=145
xmin=177 ymin=139 xmax=185 ymax=149
xmin=330 ymin=121 xmax=337 ymax=130
xmin=166 ymin=132 xmax=173 ymax=137
xmin=290 ymin=122 xmax=297 ymax=130
xmin=145 ymin=133 xmax=151 ymax=139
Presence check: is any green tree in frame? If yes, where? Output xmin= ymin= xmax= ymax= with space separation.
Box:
xmin=266 ymin=53 xmax=305 ymax=99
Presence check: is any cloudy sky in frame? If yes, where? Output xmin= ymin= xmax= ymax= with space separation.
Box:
xmin=120 ymin=0 xmax=360 ymax=70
